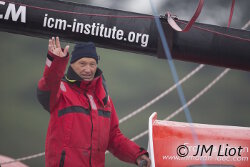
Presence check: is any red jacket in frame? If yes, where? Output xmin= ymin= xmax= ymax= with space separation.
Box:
xmin=37 ymin=51 xmax=147 ymax=167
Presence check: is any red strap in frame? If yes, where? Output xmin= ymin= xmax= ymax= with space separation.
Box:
xmin=168 ymin=0 xmax=235 ymax=32
xmin=227 ymin=0 xmax=235 ymax=28
xmin=167 ymin=0 xmax=204 ymax=32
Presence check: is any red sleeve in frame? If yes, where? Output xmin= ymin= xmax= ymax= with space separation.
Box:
xmin=37 ymin=51 xmax=69 ymax=112
xmin=107 ymin=98 xmax=148 ymax=164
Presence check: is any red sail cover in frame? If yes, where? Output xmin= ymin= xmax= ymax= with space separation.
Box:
xmin=151 ymin=114 xmax=250 ymax=167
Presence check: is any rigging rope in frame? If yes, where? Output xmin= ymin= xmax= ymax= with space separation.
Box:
xmin=242 ymin=20 xmax=250 ymax=30
xmin=0 ymin=152 xmax=45 ymax=166
xmin=175 ymin=19 xmax=250 ymax=43
xmin=131 ymin=68 xmax=230 ymax=142
xmin=119 ymin=64 xmax=204 ymax=124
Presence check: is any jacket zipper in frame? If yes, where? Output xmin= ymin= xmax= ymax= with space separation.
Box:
xmin=89 ymin=110 xmax=93 ymax=167
xmin=84 ymin=92 xmax=93 ymax=167
xmin=59 ymin=150 xmax=66 ymax=167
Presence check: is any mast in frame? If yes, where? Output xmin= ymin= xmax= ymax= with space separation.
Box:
xmin=0 ymin=0 xmax=249 ymax=71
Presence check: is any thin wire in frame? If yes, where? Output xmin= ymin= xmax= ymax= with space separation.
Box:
xmin=148 ymin=4 xmax=205 ymax=167
xmin=0 ymin=152 xmax=45 ymax=166
xmin=131 ymin=68 xmax=230 ymax=142
xmin=175 ymin=20 xmax=250 ymax=43
xmin=149 ymin=0 xmax=195 ymax=133
xmin=164 ymin=68 xmax=230 ymax=121
xmin=119 ymin=64 xmax=205 ymax=124
xmin=242 ymin=20 xmax=250 ymax=30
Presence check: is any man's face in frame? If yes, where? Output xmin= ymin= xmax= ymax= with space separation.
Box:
xmin=71 ymin=57 xmax=97 ymax=81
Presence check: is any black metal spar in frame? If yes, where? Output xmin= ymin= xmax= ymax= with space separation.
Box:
xmin=0 ymin=0 xmax=249 ymax=71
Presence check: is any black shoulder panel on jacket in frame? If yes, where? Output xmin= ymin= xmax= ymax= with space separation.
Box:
xmin=101 ymin=74 xmax=109 ymax=105
xmin=37 ymin=87 xmax=50 ymax=112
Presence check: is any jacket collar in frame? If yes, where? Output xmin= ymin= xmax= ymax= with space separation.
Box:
xmin=64 ymin=66 xmax=109 ymax=106
xmin=65 ymin=66 xmax=102 ymax=88
xmin=65 ymin=65 xmax=82 ymax=82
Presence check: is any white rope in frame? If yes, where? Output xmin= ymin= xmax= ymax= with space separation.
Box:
xmin=130 ymin=68 xmax=230 ymax=142
xmin=1 ymin=21 xmax=249 ymax=165
xmin=242 ymin=20 xmax=250 ymax=30
xmin=164 ymin=68 xmax=230 ymax=121
xmin=0 ymin=152 xmax=45 ymax=166
xmin=119 ymin=64 xmax=205 ymax=124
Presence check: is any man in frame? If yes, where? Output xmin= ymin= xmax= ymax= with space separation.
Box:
xmin=37 ymin=37 xmax=151 ymax=167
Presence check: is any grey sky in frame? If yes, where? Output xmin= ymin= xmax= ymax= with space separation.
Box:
xmin=70 ymin=0 xmax=250 ymax=29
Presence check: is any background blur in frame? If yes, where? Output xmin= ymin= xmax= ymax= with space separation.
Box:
xmin=0 ymin=0 xmax=249 ymax=166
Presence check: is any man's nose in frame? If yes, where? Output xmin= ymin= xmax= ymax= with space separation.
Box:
xmin=84 ymin=66 xmax=91 ymax=73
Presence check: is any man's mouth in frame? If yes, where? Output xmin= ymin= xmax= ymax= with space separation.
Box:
xmin=81 ymin=74 xmax=92 ymax=79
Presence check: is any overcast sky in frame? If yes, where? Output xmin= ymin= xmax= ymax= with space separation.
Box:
xmin=71 ymin=0 xmax=250 ymax=29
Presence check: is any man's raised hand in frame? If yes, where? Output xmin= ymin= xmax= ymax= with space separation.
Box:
xmin=48 ymin=36 xmax=69 ymax=57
